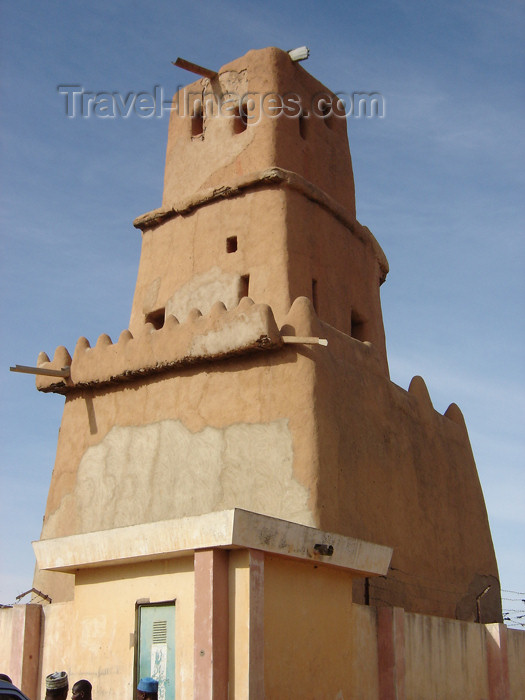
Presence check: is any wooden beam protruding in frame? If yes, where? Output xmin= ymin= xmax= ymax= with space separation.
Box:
xmin=172 ymin=57 xmax=217 ymax=80
xmin=10 ymin=364 xmax=70 ymax=377
xmin=282 ymin=336 xmax=328 ymax=346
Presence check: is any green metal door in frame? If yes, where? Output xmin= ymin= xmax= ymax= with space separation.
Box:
xmin=137 ymin=602 xmax=175 ymax=700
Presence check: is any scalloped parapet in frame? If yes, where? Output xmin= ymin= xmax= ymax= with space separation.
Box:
xmin=34 ymin=346 xmax=73 ymax=393
xmin=36 ymin=298 xmax=282 ymax=394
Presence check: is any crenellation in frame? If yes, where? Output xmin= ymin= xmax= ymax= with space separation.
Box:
xmin=95 ymin=333 xmax=112 ymax=348
xmin=185 ymin=307 xmax=203 ymax=323
xmin=407 ymin=376 xmax=473 ymax=428
xmin=53 ymin=345 xmax=72 ymax=367
xmin=208 ymin=299 xmax=228 ymax=318
xmin=444 ymin=402 xmax=468 ymax=428
xmin=34 ymin=346 xmax=72 ymax=393
xmin=74 ymin=335 xmax=91 ymax=352
xmin=37 ymin=350 xmax=50 ymax=364
xmin=408 ymin=375 xmax=434 ymax=412
xmin=117 ymin=328 xmax=134 ymax=343
xmin=36 ymin=298 xmax=284 ymax=394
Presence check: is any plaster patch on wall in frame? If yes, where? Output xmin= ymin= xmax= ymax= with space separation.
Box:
xmin=165 ymin=267 xmax=243 ymax=320
xmin=219 ymin=69 xmax=248 ymax=96
xmin=143 ymin=277 xmax=161 ymax=314
xmin=189 ymin=310 xmax=270 ymax=357
xmin=48 ymin=419 xmax=313 ymax=535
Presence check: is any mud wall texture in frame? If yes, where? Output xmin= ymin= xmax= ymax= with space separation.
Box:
xmin=33 ymin=47 xmax=500 ymax=623
xmin=35 ymin=299 xmax=499 ymax=621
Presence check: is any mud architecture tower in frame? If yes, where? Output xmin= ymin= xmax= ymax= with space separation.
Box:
xmin=33 ymin=47 xmax=500 ymax=658
xmin=34 ymin=47 xmax=500 ymax=619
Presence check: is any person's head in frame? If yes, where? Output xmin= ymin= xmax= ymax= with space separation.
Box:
xmin=137 ymin=677 xmax=158 ymax=700
xmin=45 ymin=671 xmax=69 ymax=700
xmin=72 ymin=679 xmax=92 ymax=700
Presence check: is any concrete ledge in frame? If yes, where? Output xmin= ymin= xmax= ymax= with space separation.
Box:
xmin=33 ymin=508 xmax=392 ymax=577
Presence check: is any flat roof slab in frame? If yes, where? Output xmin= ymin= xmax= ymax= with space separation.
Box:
xmin=33 ymin=508 xmax=392 ymax=577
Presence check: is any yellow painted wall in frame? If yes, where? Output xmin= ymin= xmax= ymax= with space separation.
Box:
xmin=508 ymin=628 xmax=525 ymax=699
xmin=39 ymin=557 xmax=194 ymax=700
xmin=8 ymin=550 xmax=525 ymax=698
xmin=263 ymin=555 xmax=379 ymax=699
xmin=0 ymin=607 xmax=15 ymax=677
xmin=349 ymin=603 xmax=380 ymax=700
xmin=404 ymin=612 xmax=489 ymax=699
xmin=0 ymin=606 xmax=19 ymax=682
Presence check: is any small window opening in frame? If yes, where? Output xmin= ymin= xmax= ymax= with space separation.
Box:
xmin=351 ymin=310 xmax=366 ymax=342
xmin=311 ymin=279 xmax=318 ymax=312
xmin=226 ymin=236 xmax=238 ymax=253
xmin=240 ymin=274 xmax=250 ymax=298
xmin=191 ymin=103 xmax=203 ymax=138
xmin=145 ymin=308 xmax=165 ymax=330
xmin=299 ymin=111 xmax=308 ymax=140
xmin=320 ymin=99 xmax=333 ymax=129
xmin=233 ymin=103 xmax=248 ymax=134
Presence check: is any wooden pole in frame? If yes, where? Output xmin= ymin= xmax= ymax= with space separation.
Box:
xmin=172 ymin=57 xmax=217 ymax=80
xmin=10 ymin=364 xmax=70 ymax=377
xmin=282 ymin=336 xmax=328 ymax=346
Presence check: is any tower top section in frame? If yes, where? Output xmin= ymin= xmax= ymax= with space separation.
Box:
xmin=163 ymin=47 xmax=356 ymax=217
xmin=130 ymin=46 xmax=387 ymax=362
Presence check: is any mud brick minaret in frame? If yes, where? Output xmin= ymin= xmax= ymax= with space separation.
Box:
xmin=33 ymin=47 xmax=501 ymax=624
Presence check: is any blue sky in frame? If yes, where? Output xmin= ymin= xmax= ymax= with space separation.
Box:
xmin=1 ymin=1 xmax=523 ymax=622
